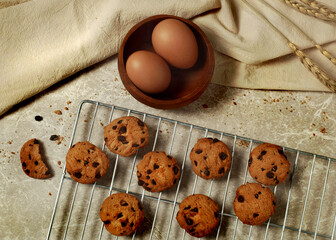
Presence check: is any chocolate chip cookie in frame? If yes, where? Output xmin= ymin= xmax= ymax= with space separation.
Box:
xmin=233 ymin=182 xmax=276 ymax=225
xmin=248 ymin=143 xmax=290 ymax=185
xmin=190 ymin=138 xmax=231 ymax=180
xmin=66 ymin=141 xmax=109 ymax=184
xmin=100 ymin=193 xmax=144 ymax=236
xmin=20 ymin=138 xmax=51 ymax=179
xmin=104 ymin=116 xmax=149 ymax=157
xmin=136 ymin=151 xmax=180 ymax=192
xmin=176 ymin=194 xmax=220 ymax=238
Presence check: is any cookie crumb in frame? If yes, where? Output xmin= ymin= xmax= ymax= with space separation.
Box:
xmin=57 ymin=161 xmax=61 ymax=165
xmin=11 ymin=152 xmax=15 ymax=154
xmin=50 ymin=135 xmax=59 ymax=141
xmin=49 ymin=192 xmax=52 ymax=196
xmin=54 ymin=110 xmax=62 ymax=115
xmin=35 ymin=115 xmax=43 ymax=121
xmin=233 ymin=102 xmax=237 ymax=105
xmin=320 ymin=128 xmax=326 ymax=134
xmin=84 ymin=120 xmax=88 ymax=122
xmin=64 ymin=107 xmax=69 ymax=111
xmin=66 ymin=101 xmax=71 ymax=105
xmin=7 ymin=140 xmax=12 ymax=144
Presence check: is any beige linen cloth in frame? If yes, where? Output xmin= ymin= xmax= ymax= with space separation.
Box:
xmin=1 ymin=0 xmax=336 ymax=116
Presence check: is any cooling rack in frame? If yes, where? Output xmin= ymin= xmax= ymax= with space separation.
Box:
xmin=46 ymin=99 xmax=336 ymax=240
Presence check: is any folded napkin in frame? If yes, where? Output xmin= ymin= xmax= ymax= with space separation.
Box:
xmin=1 ymin=0 xmax=335 ymax=116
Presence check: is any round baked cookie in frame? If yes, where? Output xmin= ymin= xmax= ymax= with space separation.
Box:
xmin=20 ymin=138 xmax=51 ymax=179
xmin=190 ymin=138 xmax=231 ymax=180
xmin=136 ymin=151 xmax=180 ymax=192
xmin=66 ymin=141 xmax=109 ymax=184
xmin=176 ymin=194 xmax=220 ymax=238
xmin=248 ymin=143 xmax=290 ymax=185
xmin=233 ymin=182 xmax=276 ymax=225
xmin=100 ymin=193 xmax=144 ymax=236
xmin=104 ymin=116 xmax=149 ymax=157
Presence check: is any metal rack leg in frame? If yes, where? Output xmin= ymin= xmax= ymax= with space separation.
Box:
xmin=331 ymin=214 xmax=336 ymax=240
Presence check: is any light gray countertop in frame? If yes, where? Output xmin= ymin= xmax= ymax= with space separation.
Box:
xmin=1 ymin=56 xmax=335 ymax=240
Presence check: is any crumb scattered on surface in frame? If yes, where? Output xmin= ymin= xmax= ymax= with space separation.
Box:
xmin=49 ymin=192 xmax=52 ymax=196
xmin=57 ymin=136 xmax=64 ymax=145
xmin=66 ymin=101 xmax=71 ymax=105
xmin=11 ymin=152 xmax=15 ymax=154
xmin=57 ymin=161 xmax=61 ymax=165
xmin=7 ymin=141 xmax=12 ymax=144
xmin=35 ymin=115 xmax=43 ymax=121
xmin=54 ymin=110 xmax=62 ymax=115
xmin=84 ymin=120 xmax=87 ymax=122
xmin=64 ymin=107 xmax=69 ymax=111
xmin=321 ymin=128 xmax=326 ymax=134
xmin=50 ymin=135 xmax=59 ymax=141
xmin=233 ymin=101 xmax=237 ymax=105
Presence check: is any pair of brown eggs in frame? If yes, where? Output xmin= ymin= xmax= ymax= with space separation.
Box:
xmin=125 ymin=18 xmax=199 ymax=94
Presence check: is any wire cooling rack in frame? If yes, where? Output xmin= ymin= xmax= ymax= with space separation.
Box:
xmin=46 ymin=100 xmax=336 ymax=240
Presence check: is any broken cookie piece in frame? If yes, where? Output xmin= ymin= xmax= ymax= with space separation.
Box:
xmin=20 ymin=138 xmax=51 ymax=179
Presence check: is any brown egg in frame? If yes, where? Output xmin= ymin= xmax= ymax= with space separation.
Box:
xmin=152 ymin=19 xmax=198 ymax=69
xmin=126 ymin=50 xmax=171 ymax=94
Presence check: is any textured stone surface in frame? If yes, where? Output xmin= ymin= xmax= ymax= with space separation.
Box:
xmin=0 ymin=55 xmax=335 ymax=239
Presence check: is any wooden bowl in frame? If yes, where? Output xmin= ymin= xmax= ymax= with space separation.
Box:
xmin=118 ymin=15 xmax=214 ymax=109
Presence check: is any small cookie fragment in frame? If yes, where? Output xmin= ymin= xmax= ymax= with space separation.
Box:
xmin=190 ymin=138 xmax=231 ymax=180
xmin=136 ymin=151 xmax=180 ymax=192
xmin=66 ymin=141 xmax=109 ymax=184
xmin=248 ymin=143 xmax=290 ymax=185
xmin=233 ymin=182 xmax=276 ymax=225
xmin=104 ymin=116 xmax=149 ymax=157
xmin=100 ymin=193 xmax=144 ymax=236
xmin=20 ymin=138 xmax=51 ymax=179
xmin=176 ymin=194 xmax=220 ymax=238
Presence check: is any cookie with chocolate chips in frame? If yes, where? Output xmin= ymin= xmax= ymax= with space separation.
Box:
xmin=66 ymin=141 xmax=109 ymax=184
xmin=100 ymin=193 xmax=144 ymax=236
xmin=104 ymin=116 xmax=149 ymax=157
xmin=190 ymin=138 xmax=231 ymax=180
xmin=20 ymin=138 xmax=51 ymax=179
xmin=248 ymin=143 xmax=290 ymax=185
xmin=136 ymin=151 xmax=180 ymax=192
xmin=233 ymin=182 xmax=276 ymax=225
xmin=176 ymin=194 xmax=220 ymax=238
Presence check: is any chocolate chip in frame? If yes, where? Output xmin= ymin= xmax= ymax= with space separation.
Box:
xmin=238 ymin=196 xmax=244 ymax=202
xmin=95 ymin=172 xmax=101 ymax=179
xmin=118 ymin=136 xmax=127 ymax=143
xmin=117 ymin=213 xmax=123 ymax=219
xmin=204 ymin=169 xmax=210 ymax=176
xmin=278 ymin=149 xmax=284 ymax=155
xmin=141 ymin=138 xmax=145 ymax=143
xmin=190 ymin=228 xmax=195 ymax=233
xmin=45 ymin=170 xmax=50 ymax=175
xmin=119 ymin=126 xmax=126 ymax=134
xmin=112 ymin=125 xmax=117 ymax=130
xmin=34 ymin=115 xmax=43 ymax=121
xmin=167 ymin=155 xmax=172 ymax=159
xmin=272 ymin=166 xmax=277 ymax=172
xmin=143 ymin=186 xmax=151 ymax=191
xmin=184 ymin=205 xmax=191 ymax=210
xmin=137 ymin=171 xmax=142 ymax=178
xmin=84 ymin=160 xmax=89 ymax=166
xmin=195 ymin=149 xmax=202 ymax=154
xmin=248 ymin=158 xmax=252 ymax=167
xmin=255 ymin=194 xmax=259 ymax=199
xmin=152 ymin=179 xmax=156 ymax=185
xmin=186 ymin=218 xmax=193 ymax=225
xmin=275 ymin=177 xmax=279 ymax=184
xmin=146 ymin=176 xmax=150 ymax=179
xmin=103 ymin=220 xmax=111 ymax=225
xmin=104 ymin=137 xmax=107 ymax=141
xmin=153 ymin=163 xmax=159 ymax=169
xmin=92 ymin=162 xmax=99 ymax=167
xmin=261 ymin=168 xmax=265 ymax=171
xmin=191 ymin=207 xmax=198 ymax=213
xmin=130 ymin=222 xmax=134 ymax=228
xmin=203 ymin=156 xmax=207 ymax=160
xmin=34 ymin=161 xmax=38 ymax=165
xmin=50 ymin=135 xmax=59 ymax=141
xmin=132 ymin=143 xmax=139 ymax=147
xmin=114 ymin=147 xmax=118 ymax=151
xmin=121 ymin=222 xmax=127 ymax=227
xmin=173 ymin=166 xmax=179 ymax=175
xmin=25 ymin=169 xmax=30 ymax=174
xmin=120 ymin=200 xmax=128 ymax=206
xmin=33 ymin=139 xmax=39 ymax=144
xmin=168 ymin=165 xmax=171 ymax=167
xmin=218 ymin=167 xmax=225 ymax=174
xmin=215 ymin=211 xmax=219 ymax=218
xmin=138 ymin=180 xmax=145 ymax=186
xmin=173 ymin=179 xmax=177 ymax=184
xmin=35 ymin=170 xmax=37 ymax=173
xmin=28 ymin=154 xmax=31 ymax=160
xmin=22 ymin=162 xmax=26 ymax=168
xmin=74 ymin=172 xmax=82 ymax=178
xmin=137 ymin=120 xmax=144 ymax=127
xmin=258 ymin=191 xmax=261 ymax=194
xmin=213 ymin=138 xmax=219 ymax=143
xmin=131 ymin=207 xmax=135 ymax=212
xmin=219 ymin=152 xmax=227 ymax=160
xmin=117 ymin=120 xmax=122 ymax=124
xmin=253 ymin=213 xmax=259 ymax=218
xmin=267 ymin=171 xmax=274 ymax=178
xmin=194 ymin=161 xmax=198 ymax=166
xmin=272 ymin=201 xmax=276 ymax=205
xmin=258 ymin=150 xmax=267 ymax=160
xmin=147 ymin=169 xmax=152 ymax=174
